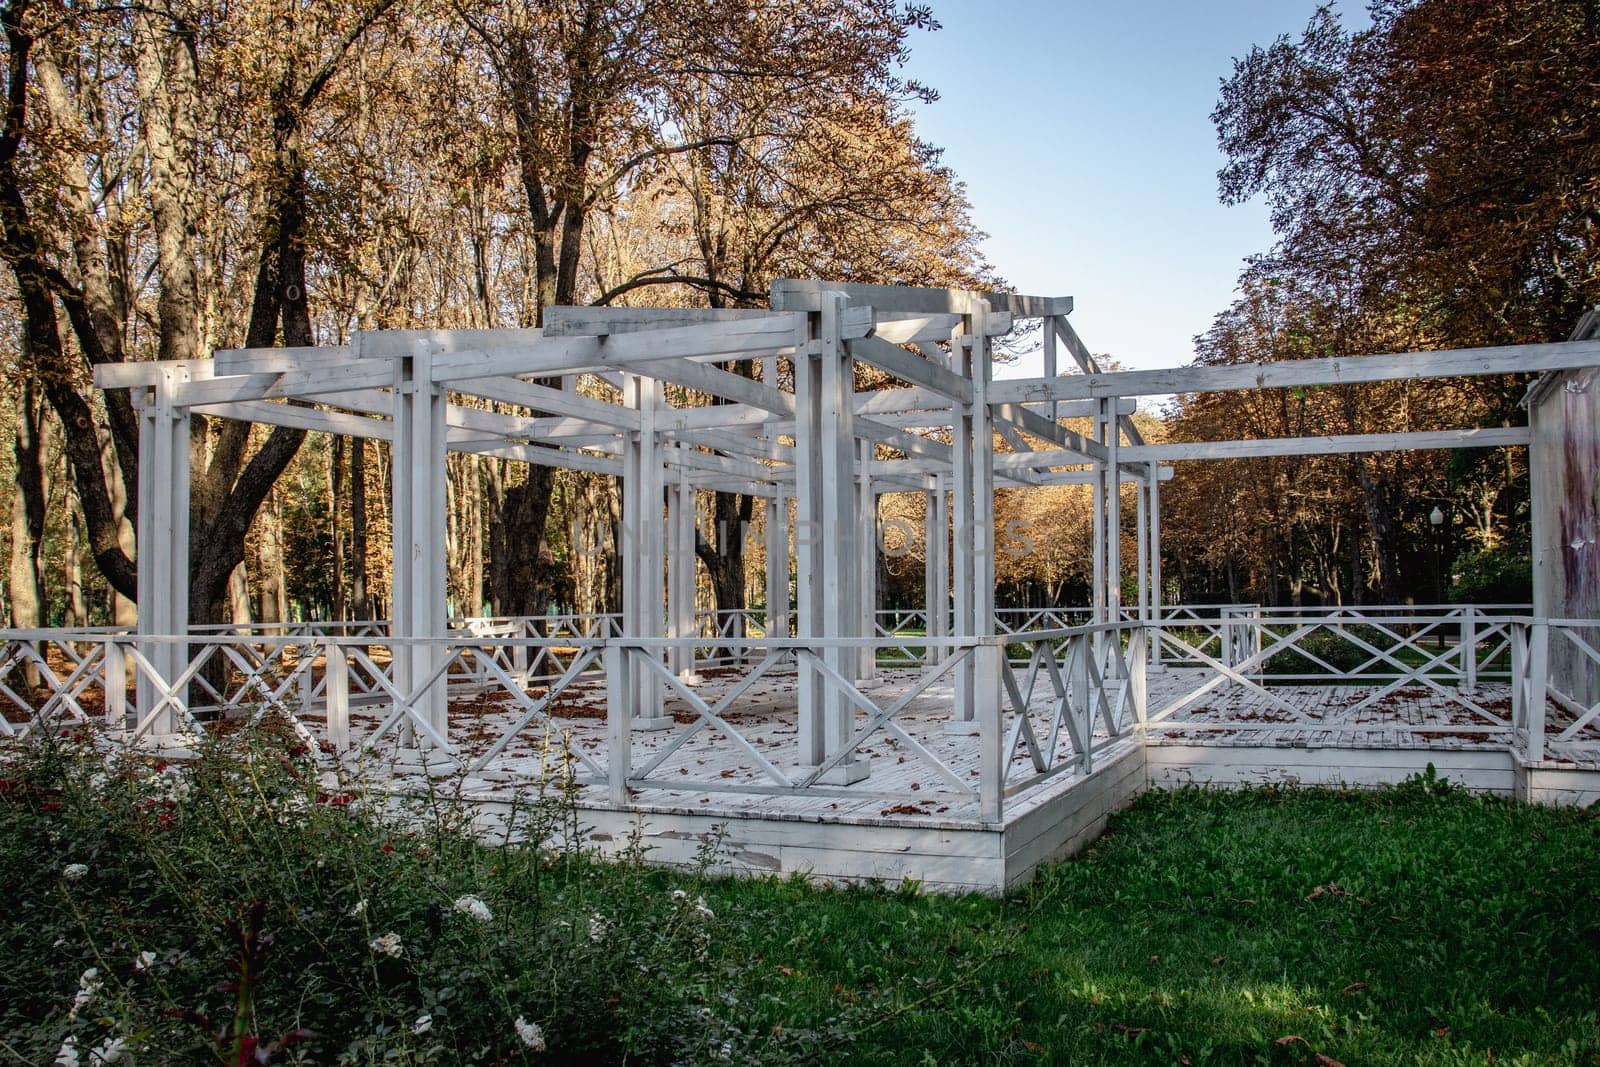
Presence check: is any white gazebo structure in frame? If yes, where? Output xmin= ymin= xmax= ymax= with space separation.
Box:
xmin=2 ymin=281 xmax=1592 ymax=891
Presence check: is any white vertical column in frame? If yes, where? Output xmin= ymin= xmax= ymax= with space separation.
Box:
xmin=764 ymin=495 xmax=788 ymax=639
xmin=1103 ymin=396 xmax=1122 ymax=678
xmin=949 ymin=323 xmax=975 ymax=721
xmin=923 ymin=477 xmax=949 ymax=665
xmin=621 ymin=374 xmax=668 ymax=728
xmin=1090 ymin=399 xmax=1107 ymax=629
xmin=1148 ymin=462 xmax=1163 ymax=668
xmin=391 ymin=348 xmax=449 ymax=742
xmin=857 ymin=439 xmax=877 ymax=680
xmin=135 ymin=366 xmax=192 ymax=734
xmin=1136 ymin=471 xmax=1149 ymax=627
xmin=970 ymin=303 xmax=996 ymax=648
xmin=667 ymin=469 xmax=698 ymax=681
xmin=818 ymin=292 xmax=865 ymax=780
xmin=793 ymin=316 xmax=826 ymax=766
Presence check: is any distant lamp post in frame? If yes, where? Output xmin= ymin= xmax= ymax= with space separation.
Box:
xmin=1429 ymin=506 xmax=1446 ymax=622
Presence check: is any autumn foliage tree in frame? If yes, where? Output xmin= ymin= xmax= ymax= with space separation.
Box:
xmin=1161 ymin=0 xmax=1598 ymax=606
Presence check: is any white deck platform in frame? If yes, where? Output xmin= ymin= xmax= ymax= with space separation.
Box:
xmin=294 ymin=665 xmax=1598 ymax=893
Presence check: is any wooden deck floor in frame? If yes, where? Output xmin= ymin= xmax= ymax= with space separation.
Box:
xmin=297 ymin=663 xmax=1600 ymax=826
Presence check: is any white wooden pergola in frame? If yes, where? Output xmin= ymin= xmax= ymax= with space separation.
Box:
xmin=93 ymin=281 xmax=1600 ymax=783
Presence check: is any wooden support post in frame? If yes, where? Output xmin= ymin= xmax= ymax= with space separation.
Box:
xmin=391 ymin=349 xmax=449 ymax=744
xmin=667 ymin=472 xmax=698 ymax=681
xmin=1527 ymin=621 xmax=1548 ymax=763
xmin=971 ymin=304 xmax=996 ymax=652
xmin=103 ymin=638 xmax=127 ymax=728
xmin=975 ymin=642 xmax=1004 ymax=823
xmin=1148 ymin=463 xmax=1163 ymax=668
xmin=764 ymin=496 xmax=788 ymax=640
xmin=858 ymin=440 xmax=877 ymax=680
xmin=794 ymin=314 xmax=826 ymax=766
xmin=950 ymin=323 xmax=975 ymax=722
xmin=1104 ymin=396 xmax=1121 ymax=679
xmin=1129 ymin=626 xmax=1148 ymax=729
xmin=1088 ymin=395 xmax=1108 ymax=684
xmin=605 ymin=642 xmax=631 ymax=805
xmin=817 ymin=292 xmax=867 ymax=782
xmin=135 ymin=366 xmax=192 ymax=735
xmin=924 ymin=478 xmax=949 ymax=665
xmin=324 ymin=639 xmax=350 ymax=751
xmin=1042 ymin=314 xmax=1059 ymax=423
xmin=1136 ymin=472 xmax=1148 ymax=631
xmin=622 ymin=375 xmax=669 ymax=729
xmin=1511 ymin=622 xmax=1527 ymax=730
xmin=1462 ymin=605 xmax=1477 ymax=691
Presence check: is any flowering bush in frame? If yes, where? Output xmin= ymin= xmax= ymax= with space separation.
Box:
xmin=0 ymin=725 xmax=805 ymax=1064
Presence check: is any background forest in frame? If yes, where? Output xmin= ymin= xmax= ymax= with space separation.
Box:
xmin=0 ymin=0 xmax=1596 ymax=631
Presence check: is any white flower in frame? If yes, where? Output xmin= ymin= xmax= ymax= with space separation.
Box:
xmin=368 ymin=932 xmax=403 ymax=957
xmin=53 ymin=1036 xmax=79 ymax=1067
xmin=349 ymin=899 xmax=367 ymax=918
xmin=587 ymin=913 xmax=607 ymax=943
xmin=452 ymin=894 xmax=493 ymax=922
xmin=514 ymin=1015 xmax=546 ymax=1051
xmin=134 ymin=950 xmax=156 ymax=972
xmin=68 ymin=967 xmax=101 ymax=1019
xmin=670 ymin=889 xmax=688 ymax=903
xmin=411 ymin=1014 xmax=433 ymax=1036
xmin=694 ymin=896 xmax=714 ymax=920
xmin=62 ymin=863 xmax=89 ymax=882
xmin=89 ymin=1036 xmax=127 ymax=1065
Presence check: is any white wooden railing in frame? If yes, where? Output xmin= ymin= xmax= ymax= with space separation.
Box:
xmin=1 ymin=605 xmax=1590 ymax=824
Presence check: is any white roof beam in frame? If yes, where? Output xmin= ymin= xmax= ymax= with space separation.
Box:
xmin=991 ymin=339 xmax=1600 ymax=403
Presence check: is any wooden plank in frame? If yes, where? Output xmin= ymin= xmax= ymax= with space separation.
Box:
xmin=464 ymin=442 xmax=623 ymax=475
xmin=416 ymin=316 xmax=804 ymax=381
xmin=989 ymin=338 xmax=1600 ymax=403
xmin=190 ymin=400 xmax=391 ymax=440
xmin=1050 ymin=318 xmax=1144 ymax=447
xmin=1119 ymin=426 xmax=1531 ymax=462
xmin=172 ymin=361 xmax=400 ymax=405
xmin=771 ymin=278 xmax=1071 ymax=319
xmin=213 ymin=347 xmax=385 ymax=376
xmin=449 ymin=376 xmax=640 ymax=430
xmin=990 ymin=402 xmax=1104 ymax=461
xmin=543 ymin=306 xmax=786 ymax=337
xmin=846 ymin=336 xmax=974 ymax=403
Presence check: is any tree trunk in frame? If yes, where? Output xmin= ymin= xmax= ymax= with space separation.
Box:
xmin=350 ymin=435 xmax=369 ymax=619
xmin=331 ymin=435 xmax=346 ymax=620
xmin=9 ymin=380 xmax=50 ymax=638
xmin=64 ymin=496 xmax=87 ymax=628
xmin=491 ymin=471 xmax=556 ymax=617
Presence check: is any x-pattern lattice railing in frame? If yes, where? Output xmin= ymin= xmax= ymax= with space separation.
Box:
xmin=618 ymin=640 xmax=979 ymax=804
xmin=997 ymin=626 xmax=1145 ymax=797
xmin=1147 ymin=612 xmax=1518 ymax=733
xmin=0 ymin=637 xmax=106 ymax=736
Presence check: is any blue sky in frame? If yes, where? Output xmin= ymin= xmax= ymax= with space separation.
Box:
xmin=900 ymin=0 xmax=1369 ymax=376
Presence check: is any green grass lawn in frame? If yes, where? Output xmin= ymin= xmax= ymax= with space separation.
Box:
xmin=4 ymin=731 xmax=1597 ymax=1065
xmin=705 ymin=777 xmax=1600 ymax=1065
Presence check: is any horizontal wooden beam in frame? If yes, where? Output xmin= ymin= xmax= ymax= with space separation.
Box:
xmin=172 ymin=362 xmax=399 ymax=405
xmin=990 ymin=339 xmax=1600 ymax=403
xmin=190 ymin=400 xmax=391 ymax=440
xmin=1120 ymin=426 xmax=1531 ymax=462
xmin=771 ymin=278 xmax=1071 ymax=318
xmin=379 ymin=316 xmax=804 ymax=381
xmin=542 ymin=306 xmax=785 ymax=337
